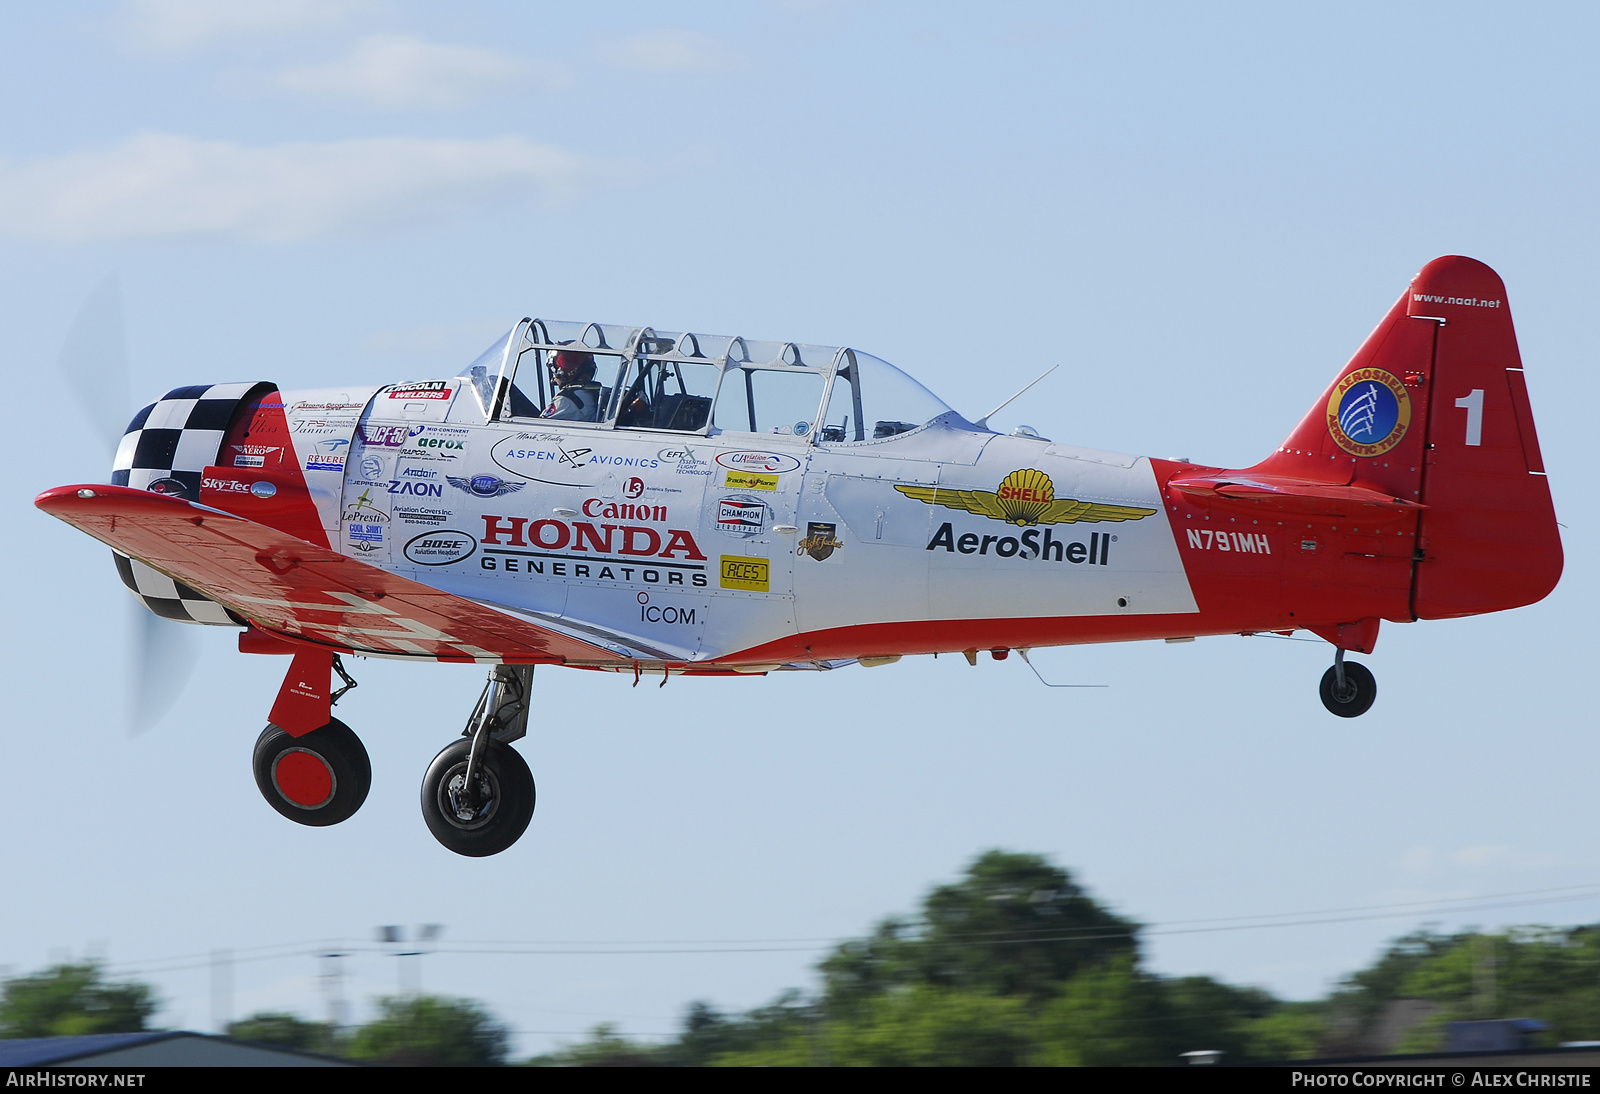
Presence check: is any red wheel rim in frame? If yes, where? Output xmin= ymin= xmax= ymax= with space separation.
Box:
xmin=273 ymin=749 xmax=336 ymax=809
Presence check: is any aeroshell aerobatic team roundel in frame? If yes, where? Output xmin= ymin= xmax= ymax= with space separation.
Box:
xmin=1326 ymin=367 xmax=1412 ymax=457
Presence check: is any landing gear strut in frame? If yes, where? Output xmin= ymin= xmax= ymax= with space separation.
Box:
xmin=420 ymin=665 xmax=537 ymax=857
xmin=1319 ymin=649 xmax=1377 ymax=718
xmin=253 ymin=653 xmax=370 ymax=825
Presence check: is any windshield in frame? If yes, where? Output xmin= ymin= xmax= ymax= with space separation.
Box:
xmin=457 ymin=328 xmax=516 ymax=418
xmin=819 ymin=350 xmax=953 ymax=442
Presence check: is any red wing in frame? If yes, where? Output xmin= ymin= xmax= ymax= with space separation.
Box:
xmin=37 ymin=484 xmax=616 ymax=664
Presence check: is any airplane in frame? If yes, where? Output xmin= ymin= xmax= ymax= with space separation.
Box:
xmin=35 ymin=255 xmax=1561 ymax=857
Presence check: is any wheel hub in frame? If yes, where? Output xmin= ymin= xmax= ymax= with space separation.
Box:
xmin=442 ymin=766 xmax=498 ymax=828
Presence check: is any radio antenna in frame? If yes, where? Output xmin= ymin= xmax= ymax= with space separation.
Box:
xmin=973 ymin=364 xmax=1059 ymax=431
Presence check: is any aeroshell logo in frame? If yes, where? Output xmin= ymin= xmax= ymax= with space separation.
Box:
xmin=404 ymin=530 xmax=477 ymax=566
xmin=714 ymin=451 xmax=801 ymax=474
xmin=1326 ymin=368 xmax=1411 ymax=457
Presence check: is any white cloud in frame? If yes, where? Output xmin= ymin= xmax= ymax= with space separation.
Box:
xmin=117 ymin=0 xmax=370 ymax=52
xmin=276 ymin=34 xmax=539 ymax=110
xmin=601 ymin=29 xmax=741 ymax=74
xmin=0 ymin=133 xmax=590 ymax=244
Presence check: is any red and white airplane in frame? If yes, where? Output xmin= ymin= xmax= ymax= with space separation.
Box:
xmin=36 ymin=256 xmax=1561 ymax=856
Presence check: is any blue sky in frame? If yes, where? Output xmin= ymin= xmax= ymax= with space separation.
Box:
xmin=2 ymin=1 xmax=1597 ymax=1054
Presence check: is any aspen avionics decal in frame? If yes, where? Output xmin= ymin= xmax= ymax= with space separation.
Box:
xmin=1326 ymin=368 xmax=1411 ymax=457
xmin=894 ymin=469 xmax=1157 ymax=527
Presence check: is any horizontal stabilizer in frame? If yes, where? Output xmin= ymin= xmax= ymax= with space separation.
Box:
xmin=1167 ymin=473 xmax=1423 ymax=517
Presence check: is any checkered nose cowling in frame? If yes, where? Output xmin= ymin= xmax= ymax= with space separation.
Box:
xmin=110 ymin=381 xmax=268 ymax=626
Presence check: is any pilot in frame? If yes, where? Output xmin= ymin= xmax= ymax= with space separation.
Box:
xmin=542 ymin=347 xmax=602 ymax=422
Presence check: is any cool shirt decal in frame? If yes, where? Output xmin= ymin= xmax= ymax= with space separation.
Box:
xmin=1326 ymin=368 xmax=1411 ymax=457
xmin=895 ymin=469 xmax=1157 ymax=527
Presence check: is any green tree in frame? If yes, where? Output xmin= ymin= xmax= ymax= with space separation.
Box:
xmin=0 ymin=964 xmax=156 ymax=1039
xmin=820 ymin=850 xmax=1139 ymax=1009
xmin=347 ymin=995 xmax=509 ymax=1066
xmin=226 ymin=1012 xmax=340 ymax=1055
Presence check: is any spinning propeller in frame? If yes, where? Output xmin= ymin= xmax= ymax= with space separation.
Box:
xmin=57 ymin=275 xmax=199 ymax=734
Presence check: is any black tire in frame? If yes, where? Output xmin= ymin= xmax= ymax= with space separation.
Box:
xmin=1319 ymin=661 xmax=1377 ymax=718
xmin=253 ymin=719 xmax=371 ymax=826
xmin=420 ymin=738 xmax=535 ymax=858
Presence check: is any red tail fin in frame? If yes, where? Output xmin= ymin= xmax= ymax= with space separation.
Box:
xmin=1251 ymin=256 xmax=1560 ymax=619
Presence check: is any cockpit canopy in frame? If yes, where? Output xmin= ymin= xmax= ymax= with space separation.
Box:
xmin=456 ymin=319 xmax=956 ymax=442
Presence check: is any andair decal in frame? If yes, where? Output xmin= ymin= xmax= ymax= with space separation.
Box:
xmin=1326 ymin=368 xmax=1411 ymax=457
xmin=894 ymin=469 xmax=1157 ymax=526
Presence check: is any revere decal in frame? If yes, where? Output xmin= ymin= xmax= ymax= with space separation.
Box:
xmin=404 ymin=530 xmax=477 ymax=565
xmin=926 ymin=522 xmax=1119 ymax=565
xmin=715 ymin=451 xmax=802 ymax=474
xmin=716 ymin=495 xmax=767 ymax=538
xmin=720 ymin=555 xmax=770 ymax=592
xmin=1326 ymin=367 xmax=1411 ymax=457
xmin=895 ymin=469 xmax=1156 ymax=527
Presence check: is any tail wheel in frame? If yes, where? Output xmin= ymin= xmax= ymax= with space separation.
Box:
xmin=420 ymin=738 xmax=535 ymax=858
xmin=1319 ymin=661 xmax=1377 ymax=718
xmin=253 ymin=719 xmax=371 ymax=826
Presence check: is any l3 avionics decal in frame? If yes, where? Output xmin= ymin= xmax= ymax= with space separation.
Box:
xmin=894 ymin=469 xmax=1156 ymax=527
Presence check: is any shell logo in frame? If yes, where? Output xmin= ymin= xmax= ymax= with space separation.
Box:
xmin=994 ymin=468 xmax=1055 ymax=525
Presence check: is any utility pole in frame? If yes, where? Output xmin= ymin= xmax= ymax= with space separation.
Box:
xmin=377 ymin=925 xmax=444 ymax=995
xmin=209 ymin=949 xmax=233 ymax=1033
xmin=319 ymin=949 xmax=349 ymax=1030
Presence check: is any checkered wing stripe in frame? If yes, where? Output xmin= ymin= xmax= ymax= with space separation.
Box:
xmin=109 ymin=381 xmax=268 ymax=625
xmin=114 ymin=552 xmax=245 ymax=627
xmin=111 ymin=381 xmax=264 ymax=496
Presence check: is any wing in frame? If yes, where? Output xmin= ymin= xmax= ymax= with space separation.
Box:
xmin=1037 ymin=498 xmax=1159 ymax=524
xmin=35 ymin=484 xmax=682 ymax=666
xmin=445 ymin=475 xmax=472 ymax=491
xmin=892 ymin=483 xmax=1007 ymax=520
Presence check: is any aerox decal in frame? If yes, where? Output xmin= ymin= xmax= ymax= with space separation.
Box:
xmin=894 ymin=469 xmax=1156 ymax=527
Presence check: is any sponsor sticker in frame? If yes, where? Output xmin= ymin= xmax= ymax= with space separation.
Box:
xmin=715 ymin=450 xmax=802 ymax=474
xmin=797 ymin=522 xmax=842 ymax=561
xmin=383 ymin=381 xmax=452 ymax=401
xmin=234 ymin=454 xmax=265 ymax=468
xmin=716 ymin=495 xmax=767 ymax=538
xmin=349 ymin=523 xmax=384 ymax=543
xmin=724 ymin=470 xmax=779 ymax=491
xmin=404 ymin=530 xmax=477 ymax=566
xmin=447 ymin=474 xmax=525 ymax=498
xmin=360 ymin=455 xmax=386 ymax=480
xmin=894 ymin=469 xmax=1156 ymax=527
xmin=720 ymin=555 xmax=770 ymax=592
xmin=357 ymin=423 xmax=408 ymax=448
xmin=306 ymin=454 xmax=346 ymax=472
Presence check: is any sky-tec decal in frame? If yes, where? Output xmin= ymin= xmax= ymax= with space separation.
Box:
xmin=1326 ymin=367 xmax=1411 ymax=457
xmin=895 ymin=469 xmax=1157 ymax=527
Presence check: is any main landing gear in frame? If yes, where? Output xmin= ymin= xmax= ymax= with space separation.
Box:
xmin=254 ymin=654 xmax=370 ymax=825
xmin=249 ymin=647 xmax=537 ymax=855
xmin=1319 ymin=649 xmax=1377 ymax=718
xmin=420 ymin=665 xmax=537 ymax=858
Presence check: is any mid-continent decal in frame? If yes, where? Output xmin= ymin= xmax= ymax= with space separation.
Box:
xmin=897 ymin=468 xmax=1156 ymax=566
xmin=1326 ymin=368 xmax=1411 ymax=457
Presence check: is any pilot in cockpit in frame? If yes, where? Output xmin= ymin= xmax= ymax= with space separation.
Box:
xmin=542 ymin=346 xmax=602 ymax=422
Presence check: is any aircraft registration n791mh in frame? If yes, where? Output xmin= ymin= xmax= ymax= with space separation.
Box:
xmin=36 ymin=255 xmax=1562 ymax=856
